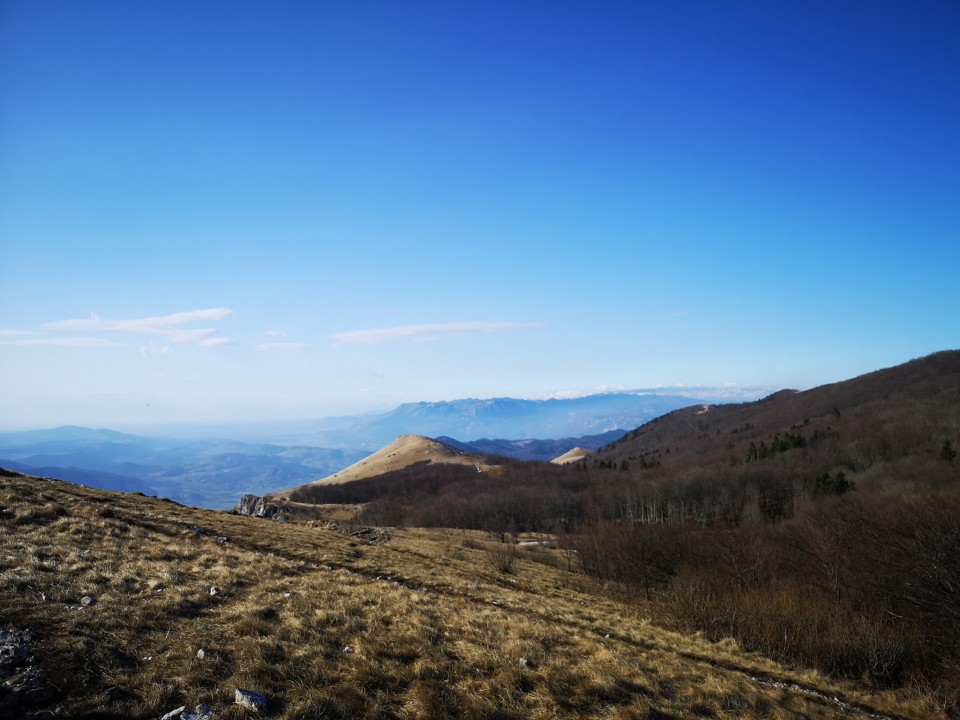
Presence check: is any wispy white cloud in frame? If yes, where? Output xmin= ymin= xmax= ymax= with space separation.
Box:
xmin=0 ymin=337 xmax=122 ymax=348
xmin=544 ymin=384 xmax=771 ymax=401
xmin=140 ymin=342 xmax=172 ymax=357
xmin=41 ymin=308 xmax=234 ymax=346
xmin=0 ymin=329 xmax=42 ymax=338
xmin=255 ymin=342 xmax=308 ymax=351
xmin=330 ymin=321 xmax=541 ymax=345
xmin=200 ymin=337 xmax=238 ymax=347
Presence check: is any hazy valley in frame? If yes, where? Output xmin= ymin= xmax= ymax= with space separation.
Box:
xmin=0 ymin=393 xmax=695 ymax=508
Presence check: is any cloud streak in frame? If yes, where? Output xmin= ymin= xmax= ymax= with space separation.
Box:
xmin=41 ymin=308 xmax=234 ymax=346
xmin=330 ymin=321 xmax=541 ymax=345
xmin=255 ymin=342 xmax=308 ymax=351
xmin=0 ymin=337 xmax=122 ymax=348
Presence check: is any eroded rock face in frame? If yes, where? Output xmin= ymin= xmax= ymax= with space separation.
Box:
xmin=0 ymin=626 xmax=57 ymax=719
xmin=233 ymin=495 xmax=278 ymax=519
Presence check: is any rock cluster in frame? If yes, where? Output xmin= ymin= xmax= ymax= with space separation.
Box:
xmin=0 ymin=626 xmax=57 ymax=718
xmin=328 ymin=522 xmax=394 ymax=545
xmin=233 ymin=495 xmax=281 ymax=519
xmin=159 ymin=688 xmax=269 ymax=719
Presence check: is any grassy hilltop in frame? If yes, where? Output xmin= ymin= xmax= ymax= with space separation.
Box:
xmin=0 ymin=471 xmax=938 ymax=720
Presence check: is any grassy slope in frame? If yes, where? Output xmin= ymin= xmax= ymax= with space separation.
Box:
xmin=1 ymin=473 xmax=937 ymax=720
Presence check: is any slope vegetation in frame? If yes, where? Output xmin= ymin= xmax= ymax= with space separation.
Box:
xmin=273 ymin=351 xmax=960 ymax=714
xmin=593 ymin=350 xmax=960 ymax=491
xmin=0 ymin=470 xmax=933 ymax=719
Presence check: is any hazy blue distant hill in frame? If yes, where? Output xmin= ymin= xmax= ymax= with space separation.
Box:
xmin=0 ymin=427 xmax=368 ymax=509
xmin=299 ymin=394 xmax=706 ymax=449
xmin=0 ymin=459 xmax=159 ymax=495
xmin=435 ymin=430 xmax=627 ymax=462
xmin=0 ymin=394 xmax=708 ymax=507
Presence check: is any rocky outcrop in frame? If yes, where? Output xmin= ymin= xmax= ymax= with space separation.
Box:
xmin=0 ymin=626 xmax=57 ymax=719
xmin=233 ymin=495 xmax=279 ymax=519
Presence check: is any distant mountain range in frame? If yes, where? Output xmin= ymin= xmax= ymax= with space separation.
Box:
xmin=0 ymin=393 xmax=706 ymax=508
xmin=292 ymin=393 xmax=706 ymax=449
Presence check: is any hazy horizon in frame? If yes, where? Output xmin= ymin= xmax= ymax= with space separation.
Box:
xmin=3 ymin=2 xmax=958 ymax=429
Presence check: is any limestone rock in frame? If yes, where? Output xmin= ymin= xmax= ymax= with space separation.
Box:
xmin=0 ymin=625 xmax=57 ymax=715
xmin=233 ymin=495 xmax=278 ymax=519
xmin=234 ymin=688 xmax=267 ymax=711
xmin=160 ymin=704 xmax=215 ymax=720
xmin=183 ymin=703 xmax=215 ymax=720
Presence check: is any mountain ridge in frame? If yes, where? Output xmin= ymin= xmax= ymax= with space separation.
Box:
xmin=271 ymin=434 xmax=494 ymax=498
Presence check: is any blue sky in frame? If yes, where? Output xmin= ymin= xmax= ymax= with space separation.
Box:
xmin=1 ymin=1 xmax=958 ymax=430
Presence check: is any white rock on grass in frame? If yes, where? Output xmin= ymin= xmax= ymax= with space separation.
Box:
xmin=234 ymin=688 xmax=268 ymax=711
xmin=160 ymin=704 xmax=215 ymax=720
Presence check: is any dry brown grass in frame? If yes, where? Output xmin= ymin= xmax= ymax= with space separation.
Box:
xmin=0 ymin=473 xmax=940 ymax=719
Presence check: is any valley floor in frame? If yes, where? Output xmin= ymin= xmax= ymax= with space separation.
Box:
xmin=0 ymin=473 xmax=939 ymax=719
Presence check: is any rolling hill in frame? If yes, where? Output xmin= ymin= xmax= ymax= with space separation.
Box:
xmin=591 ymin=349 xmax=960 ymax=490
xmin=0 ymin=469 xmax=934 ymax=719
xmin=271 ymin=435 xmax=494 ymax=498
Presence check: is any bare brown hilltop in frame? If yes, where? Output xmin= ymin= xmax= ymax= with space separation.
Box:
xmin=551 ymin=447 xmax=592 ymax=464
xmin=270 ymin=434 xmax=494 ymax=498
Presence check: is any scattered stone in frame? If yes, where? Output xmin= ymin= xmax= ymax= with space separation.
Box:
xmin=328 ymin=522 xmax=394 ymax=545
xmin=209 ymin=586 xmax=220 ymax=597
xmin=519 ymin=658 xmax=528 ymax=668
xmin=159 ymin=705 xmax=187 ymax=720
xmin=182 ymin=703 xmax=215 ymax=720
xmin=196 ymin=648 xmax=209 ymax=661
xmin=39 ymin=592 xmax=50 ymax=602
xmin=0 ymin=625 xmax=57 ymax=715
xmin=342 ymin=646 xmax=354 ymax=654
xmin=234 ymin=688 xmax=267 ymax=711
xmin=80 ymin=595 xmax=96 ymax=607
xmin=283 ymin=592 xmax=292 ymax=598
